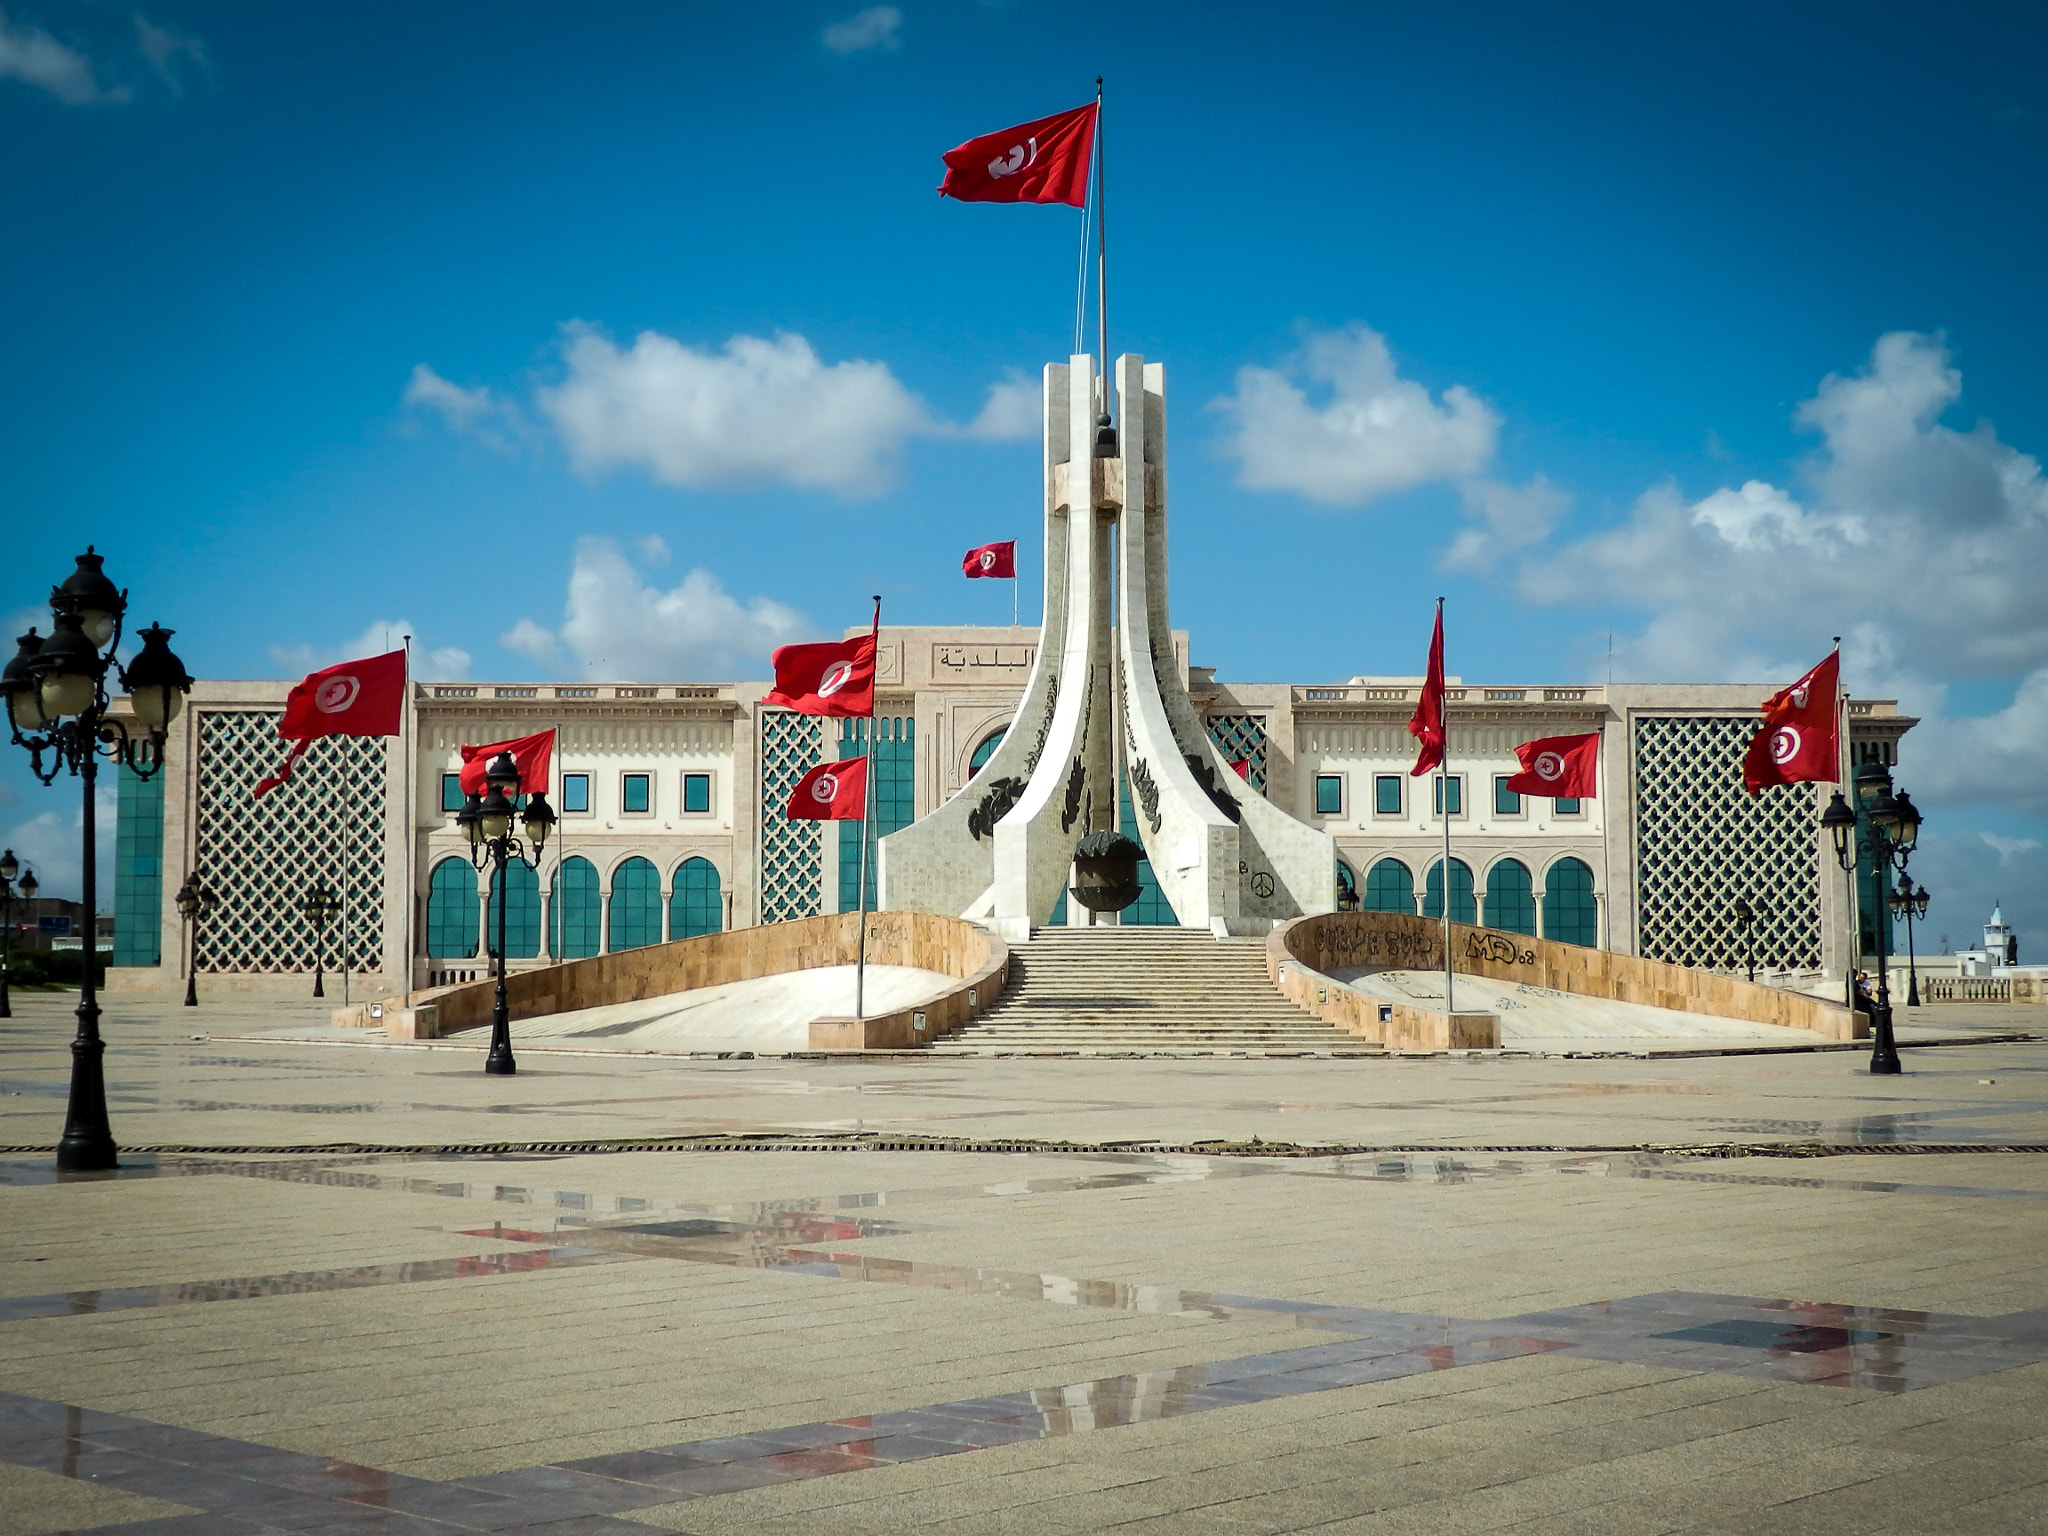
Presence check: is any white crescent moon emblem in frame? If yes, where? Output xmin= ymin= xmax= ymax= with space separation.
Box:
xmin=817 ymin=660 xmax=854 ymax=697
xmin=987 ymin=137 xmax=1038 ymax=178
xmin=1770 ymin=724 xmax=1801 ymax=765
xmin=980 ymin=550 xmax=997 ymax=570
xmin=811 ymin=773 xmax=838 ymax=803
xmin=314 ymin=676 xmax=359 ymax=714
xmin=1535 ymin=751 xmax=1565 ymax=781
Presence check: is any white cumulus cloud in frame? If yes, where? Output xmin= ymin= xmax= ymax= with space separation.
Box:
xmin=503 ymin=537 xmax=808 ymax=681
xmin=0 ymin=7 xmax=127 ymax=103
xmin=1213 ymin=325 xmax=1499 ymax=506
xmin=820 ymin=5 xmax=902 ymax=54
xmin=402 ymin=363 xmax=528 ymax=450
xmin=537 ymin=327 xmax=932 ymax=499
xmin=134 ymin=15 xmax=210 ymax=93
xmin=962 ymin=371 xmax=1039 ymax=442
xmin=269 ymin=620 xmax=471 ymax=684
xmin=1444 ymin=476 xmax=1571 ymax=572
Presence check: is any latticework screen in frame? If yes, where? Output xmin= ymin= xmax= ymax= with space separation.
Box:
xmin=1633 ymin=716 xmax=1820 ymax=970
xmin=1204 ymin=714 xmax=1269 ymax=790
xmin=193 ymin=710 xmax=386 ymax=973
xmin=758 ymin=710 xmax=822 ymax=923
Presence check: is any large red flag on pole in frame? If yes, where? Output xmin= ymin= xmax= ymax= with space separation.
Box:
xmin=938 ymin=102 xmax=1097 ymax=206
xmin=458 ymin=729 xmax=556 ymax=796
xmin=1743 ymin=649 xmax=1842 ymax=795
xmin=785 ymin=756 xmax=868 ymax=821
xmin=1408 ymin=601 xmax=1446 ymax=778
xmin=962 ymin=540 xmax=1016 ymax=578
xmin=762 ymin=603 xmax=879 ymax=718
xmin=1507 ymin=732 xmax=1601 ymax=800
xmin=255 ymin=650 xmax=407 ymax=798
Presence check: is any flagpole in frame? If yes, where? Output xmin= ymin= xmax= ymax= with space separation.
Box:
xmin=1438 ymin=598 xmax=1454 ymax=1016
xmin=402 ymin=635 xmax=413 ymax=1007
xmin=854 ymin=596 xmax=881 ymax=1019
xmin=341 ymin=741 xmax=352 ymax=1009
xmin=1833 ymin=634 xmax=1855 ymax=1011
xmin=1093 ymin=76 xmax=1108 ymax=404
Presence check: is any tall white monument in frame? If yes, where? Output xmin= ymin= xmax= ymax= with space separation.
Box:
xmin=878 ymin=354 xmax=1336 ymax=939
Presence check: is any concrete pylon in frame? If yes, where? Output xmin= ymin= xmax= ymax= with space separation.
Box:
xmin=877 ymin=353 xmax=1337 ymax=939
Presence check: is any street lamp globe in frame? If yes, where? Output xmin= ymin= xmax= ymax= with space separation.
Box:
xmin=18 ymin=869 xmax=36 ymax=899
xmin=0 ymin=849 xmax=15 ymax=882
xmin=1888 ymin=790 xmax=1921 ymax=850
xmin=51 ymin=547 xmax=126 ymax=650
xmin=123 ymin=624 xmax=193 ymax=733
xmin=33 ymin=613 xmax=100 ymax=721
xmin=477 ymin=782 xmax=514 ymax=842
xmin=520 ymin=790 xmax=556 ymax=853
xmin=1820 ymin=790 xmax=1858 ymax=869
xmin=2 ymin=632 xmax=49 ymax=734
xmin=455 ymin=791 xmax=484 ymax=851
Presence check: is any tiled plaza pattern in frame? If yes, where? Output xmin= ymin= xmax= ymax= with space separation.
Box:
xmin=3 ymin=991 xmax=2047 ymax=1533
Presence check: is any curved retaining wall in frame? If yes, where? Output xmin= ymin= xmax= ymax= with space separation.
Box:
xmin=1268 ymin=910 xmax=1864 ymax=1050
xmin=370 ymin=912 xmax=1008 ymax=1053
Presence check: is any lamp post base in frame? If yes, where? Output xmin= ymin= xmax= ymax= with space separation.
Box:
xmin=56 ymin=1024 xmax=118 ymax=1171
xmin=1869 ymin=1004 xmax=1903 ymax=1075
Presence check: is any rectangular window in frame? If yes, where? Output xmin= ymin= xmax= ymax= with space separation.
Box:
xmin=622 ymin=773 xmax=651 ymax=814
xmin=1433 ymin=775 xmax=1463 ymax=816
xmin=441 ymin=773 xmax=465 ymax=811
xmin=561 ymin=773 xmax=591 ymax=814
xmin=1494 ymin=776 xmax=1522 ymax=816
xmin=682 ymin=772 xmax=712 ymax=815
xmin=1374 ymin=775 xmax=1402 ymax=816
xmin=1554 ymin=796 xmax=1583 ymax=815
xmin=1315 ymin=774 xmax=1343 ymax=816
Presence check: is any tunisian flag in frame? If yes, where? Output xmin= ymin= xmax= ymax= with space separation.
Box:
xmin=1507 ymin=732 xmax=1601 ymax=800
xmin=254 ymin=649 xmax=407 ymax=798
xmin=938 ymin=102 xmax=1096 ymax=206
xmin=764 ymin=602 xmax=879 ymax=718
xmin=1744 ymin=650 xmax=1842 ymax=795
xmin=963 ymin=540 xmax=1017 ymax=579
xmin=786 ymin=756 xmax=868 ymax=820
xmin=1408 ymin=600 xmax=1447 ymax=777
xmin=458 ymin=729 xmax=555 ymax=796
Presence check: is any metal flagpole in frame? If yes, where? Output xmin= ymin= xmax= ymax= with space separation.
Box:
xmin=1094 ymin=77 xmax=1108 ymax=406
xmin=854 ymin=596 xmax=881 ymax=1018
xmin=1833 ymin=635 xmax=1856 ymax=1011
xmin=341 ymin=745 xmax=352 ymax=1008
xmin=401 ymin=635 xmax=413 ymax=1006
xmin=1439 ymin=599 xmax=1454 ymax=1016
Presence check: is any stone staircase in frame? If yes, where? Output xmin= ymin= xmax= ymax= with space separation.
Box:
xmin=930 ymin=926 xmax=1375 ymax=1056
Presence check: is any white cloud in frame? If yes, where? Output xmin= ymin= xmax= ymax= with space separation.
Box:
xmin=134 ymin=15 xmax=210 ymax=93
xmin=504 ymin=537 xmax=808 ymax=681
xmin=962 ymin=372 xmax=1039 ymax=442
xmin=269 ymin=619 xmax=471 ymax=684
xmin=1 ymin=783 xmax=115 ymax=908
xmin=1979 ymin=831 xmax=2041 ymax=864
xmin=1212 ymin=325 xmax=1499 ymax=506
xmin=0 ymin=7 xmax=127 ymax=103
xmin=1444 ymin=476 xmax=1570 ymax=572
xmin=820 ymin=5 xmax=902 ymax=53
xmin=537 ymin=327 xmax=932 ymax=499
xmin=402 ymin=364 xmax=527 ymax=450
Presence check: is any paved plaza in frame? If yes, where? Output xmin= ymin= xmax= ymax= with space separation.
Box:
xmin=4 ymin=990 xmax=2048 ymax=1535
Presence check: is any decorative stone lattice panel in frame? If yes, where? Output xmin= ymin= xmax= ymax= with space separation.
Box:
xmin=193 ymin=710 xmax=386 ymax=973
xmin=1634 ymin=716 xmax=1819 ymax=971
xmin=1204 ymin=714 xmax=1269 ymax=791
xmin=758 ymin=710 xmax=822 ymax=923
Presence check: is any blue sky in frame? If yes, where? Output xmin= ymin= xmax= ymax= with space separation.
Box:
xmin=4 ymin=0 xmax=2044 ymax=949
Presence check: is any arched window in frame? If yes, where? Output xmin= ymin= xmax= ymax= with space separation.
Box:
xmin=967 ymin=727 xmax=1006 ymax=780
xmin=1485 ymin=858 xmax=1536 ymax=937
xmin=1364 ymin=858 xmax=1416 ymax=914
xmin=1423 ymin=858 xmax=1477 ymax=924
xmin=1544 ymin=857 xmax=1599 ymax=947
xmin=426 ymin=858 xmax=478 ymax=958
xmin=550 ymin=856 xmax=600 ymax=960
xmin=488 ymin=859 xmax=541 ymax=959
xmin=1336 ymin=860 xmax=1358 ymax=908
xmin=609 ymin=857 xmax=662 ymax=952
xmin=669 ymin=857 xmax=722 ymax=939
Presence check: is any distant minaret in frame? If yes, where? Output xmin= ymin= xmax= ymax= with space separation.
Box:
xmin=1984 ymin=903 xmax=2018 ymax=967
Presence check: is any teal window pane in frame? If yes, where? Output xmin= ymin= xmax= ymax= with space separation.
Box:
xmin=1117 ymin=771 xmax=1178 ymax=926
xmin=1494 ymin=777 xmax=1521 ymax=816
xmin=1365 ymin=858 xmax=1414 ymax=914
xmin=1424 ymin=858 xmax=1477 ymax=924
xmin=112 ymin=760 xmax=165 ymax=967
xmin=968 ymin=729 xmax=1005 ymax=778
xmin=1543 ymin=857 xmax=1598 ymax=947
xmin=1374 ymin=775 xmax=1402 ymax=815
xmin=669 ymin=857 xmax=722 ymax=938
xmin=622 ymin=774 xmax=651 ymax=814
xmin=427 ymin=858 xmax=478 ymax=958
xmin=1315 ymin=774 xmax=1343 ymax=815
xmin=608 ymin=857 xmax=661 ymax=950
xmin=1554 ymin=796 xmax=1582 ymax=815
xmin=441 ymin=774 xmax=464 ymax=812
xmin=1485 ymin=859 xmax=1537 ymax=936
xmin=1049 ymin=887 xmax=1068 ymax=926
xmin=551 ymin=856 xmax=600 ymax=958
xmin=1433 ymin=776 xmax=1463 ymax=816
xmin=562 ymin=774 xmax=590 ymax=814
xmin=486 ymin=859 xmax=541 ymax=959
xmin=839 ymin=717 xmax=913 ymax=913
xmin=683 ymin=773 xmax=711 ymax=814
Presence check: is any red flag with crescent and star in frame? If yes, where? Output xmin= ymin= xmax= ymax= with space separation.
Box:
xmin=785 ymin=756 xmax=869 ymax=821
xmin=763 ymin=601 xmax=879 ymax=718
xmin=962 ymin=540 xmax=1017 ymax=579
xmin=254 ymin=649 xmax=407 ymax=798
xmin=1506 ymin=732 xmax=1601 ymax=800
xmin=458 ymin=729 xmax=556 ymax=796
xmin=1743 ymin=649 xmax=1842 ymax=795
xmin=1408 ymin=601 xmax=1447 ymax=778
xmin=938 ymin=102 xmax=1096 ymax=206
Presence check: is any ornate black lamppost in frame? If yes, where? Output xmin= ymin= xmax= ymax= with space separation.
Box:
xmin=1 ymin=850 xmax=36 ymax=1020
xmin=454 ymin=751 xmax=555 ymax=1075
xmin=1732 ymin=898 xmax=1758 ymax=984
xmin=1890 ymin=874 xmax=1931 ymax=1008
xmin=1 ymin=548 xmax=193 ymax=1170
xmin=1821 ymin=760 xmax=1922 ymax=1075
xmin=302 ymin=881 xmax=340 ymax=999
xmin=174 ymin=873 xmax=218 ymax=1008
